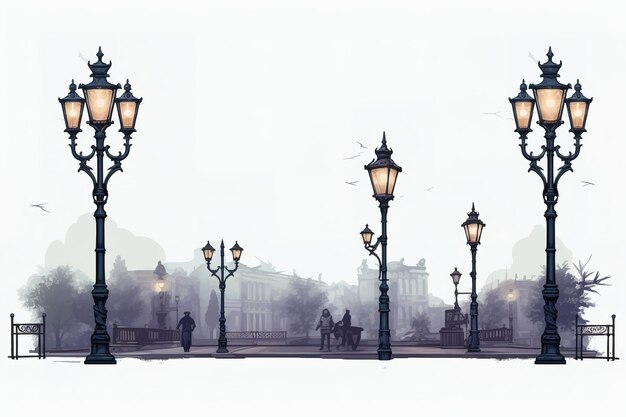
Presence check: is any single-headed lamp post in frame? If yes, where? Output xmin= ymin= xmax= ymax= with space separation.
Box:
xmin=59 ymin=47 xmax=142 ymax=365
xmin=154 ymin=261 xmax=168 ymax=330
xmin=509 ymin=47 xmax=591 ymax=365
xmin=461 ymin=203 xmax=485 ymax=353
xmin=450 ymin=267 xmax=471 ymax=312
xmin=202 ymin=240 xmax=243 ymax=353
xmin=507 ymin=289 xmax=515 ymax=342
xmin=360 ymin=132 xmax=402 ymax=361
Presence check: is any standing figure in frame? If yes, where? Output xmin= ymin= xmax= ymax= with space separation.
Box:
xmin=177 ymin=311 xmax=196 ymax=352
xmin=340 ymin=309 xmax=355 ymax=350
xmin=315 ymin=308 xmax=334 ymax=351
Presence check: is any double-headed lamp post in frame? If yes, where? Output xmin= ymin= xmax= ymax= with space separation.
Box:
xmin=461 ymin=203 xmax=485 ymax=353
xmin=509 ymin=47 xmax=591 ymax=365
xmin=360 ymin=132 xmax=402 ymax=361
xmin=59 ymin=47 xmax=142 ymax=365
xmin=202 ymin=240 xmax=243 ymax=353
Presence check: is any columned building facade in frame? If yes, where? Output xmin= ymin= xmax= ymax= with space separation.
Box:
xmin=191 ymin=263 xmax=329 ymax=333
xmin=358 ymin=257 xmax=430 ymax=335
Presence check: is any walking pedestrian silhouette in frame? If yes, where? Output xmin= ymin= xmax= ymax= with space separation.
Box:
xmin=177 ymin=312 xmax=196 ymax=352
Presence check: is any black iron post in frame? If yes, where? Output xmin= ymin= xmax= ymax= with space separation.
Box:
xmin=508 ymin=289 xmax=514 ymax=342
xmin=175 ymin=296 xmax=180 ymax=324
xmin=378 ymin=199 xmax=391 ymax=360
xmin=59 ymin=48 xmax=142 ymax=365
xmin=461 ymin=203 xmax=485 ymax=353
xmin=467 ymin=244 xmax=480 ymax=352
xmin=361 ymin=132 xmax=402 ymax=361
xmin=202 ymin=240 xmax=243 ymax=353
xmin=509 ymin=299 xmax=514 ymax=341
xmin=360 ymin=210 xmax=392 ymax=360
xmin=509 ymin=47 xmax=591 ymax=364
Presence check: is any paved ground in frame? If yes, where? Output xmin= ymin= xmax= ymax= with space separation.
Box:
xmin=43 ymin=343 xmax=588 ymax=361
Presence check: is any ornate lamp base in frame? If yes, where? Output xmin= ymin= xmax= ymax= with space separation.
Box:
xmin=535 ymin=353 xmax=566 ymax=364
xmin=378 ymin=349 xmax=392 ymax=361
xmin=216 ymin=337 xmax=229 ymax=354
xmin=84 ymin=353 xmax=117 ymax=365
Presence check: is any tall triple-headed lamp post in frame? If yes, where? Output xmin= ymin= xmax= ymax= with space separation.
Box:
xmin=202 ymin=240 xmax=243 ymax=353
xmin=509 ymin=47 xmax=591 ymax=364
xmin=360 ymin=132 xmax=402 ymax=361
xmin=461 ymin=203 xmax=485 ymax=353
xmin=59 ymin=47 xmax=142 ymax=365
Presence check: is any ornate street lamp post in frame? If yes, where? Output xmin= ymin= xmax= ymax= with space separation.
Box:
xmin=154 ymin=261 xmax=168 ymax=330
xmin=59 ymin=47 xmax=142 ymax=365
xmin=360 ymin=132 xmax=402 ymax=361
xmin=202 ymin=240 xmax=243 ymax=353
xmin=507 ymin=289 xmax=515 ymax=342
xmin=509 ymin=47 xmax=591 ymax=364
xmin=448 ymin=267 xmax=470 ymax=336
xmin=449 ymin=267 xmax=469 ymax=312
xmin=461 ymin=203 xmax=485 ymax=353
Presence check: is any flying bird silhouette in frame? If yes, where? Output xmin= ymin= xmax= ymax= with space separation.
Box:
xmin=425 ymin=186 xmax=434 ymax=192
xmin=30 ymin=203 xmax=51 ymax=213
xmin=581 ymin=181 xmax=595 ymax=187
xmin=343 ymin=153 xmax=363 ymax=160
xmin=78 ymin=51 xmax=89 ymax=63
xmin=528 ymin=52 xmax=539 ymax=63
xmin=356 ymin=141 xmax=368 ymax=149
xmin=482 ymin=111 xmax=502 ymax=118
xmin=345 ymin=181 xmax=358 ymax=186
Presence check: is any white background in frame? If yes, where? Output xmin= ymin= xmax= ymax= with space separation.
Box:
xmin=0 ymin=1 xmax=624 ymax=415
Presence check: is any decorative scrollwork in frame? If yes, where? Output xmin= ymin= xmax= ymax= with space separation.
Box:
xmin=69 ymin=138 xmax=96 ymax=163
xmin=364 ymin=238 xmax=382 ymax=281
xmin=17 ymin=324 xmax=40 ymax=334
xmin=226 ymin=331 xmax=255 ymax=339
xmin=527 ymin=160 xmax=548 ymax=190
xmin=94 ymin=303 xmax=108 ymax=327
xmin=555 ymin=137 xmax=582 ymax=163
xmin=104 ymin=138 xmax=132 ymax=162
xmin=554 ymin=160 xmax=573 ymax=189
xmin=519 ymin=138 xmax=547 ymax=162
xmin=543 ymin=301 xmax=558 ymax=330
xmin=104 ymin=161 xmax=123 ymax=189
xmin=582 ymin=325 xmax=608 ymax=335
xmin=255 ymin=331 xmax=287 ymax=339
xmin=78 ymin=160 xmax=97 ymax=188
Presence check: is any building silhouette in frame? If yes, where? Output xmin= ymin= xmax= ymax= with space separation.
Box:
xmin=124 ymin=256 xmax=433 ymax=339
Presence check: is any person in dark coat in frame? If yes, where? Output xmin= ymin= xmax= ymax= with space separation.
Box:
xmin=176 ymin=311 xmax=196 ymax=352
xmin=315 ymin=308 xmax=334 ymax=351
xmin=333 ymin=320 xmax=345 ymax=349
xmin=340 ymin=309 xmax=355 ymax=350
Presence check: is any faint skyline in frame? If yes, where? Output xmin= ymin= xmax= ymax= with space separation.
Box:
xmin=45 ymin=213 xmax=165 ymax=276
